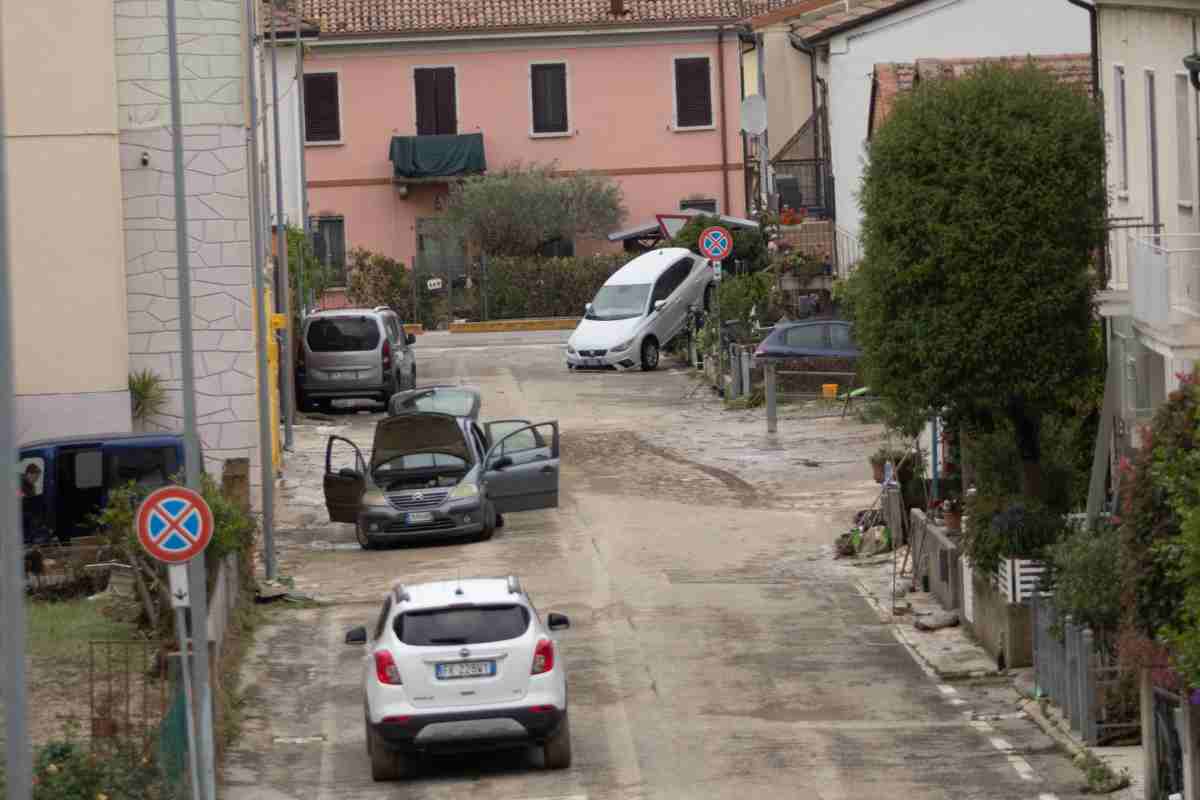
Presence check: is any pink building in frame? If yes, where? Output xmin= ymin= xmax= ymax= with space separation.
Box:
xmin=299 ymin=0 xmax=789 ymax=291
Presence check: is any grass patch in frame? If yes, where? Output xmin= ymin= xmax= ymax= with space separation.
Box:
xmin=1074 ymin=750 xmax=1131 ymax=794
xmin=214 ymin=597 xmax=260 ymax=758
xmin=27 ymin=599 xmax=138 ymax=662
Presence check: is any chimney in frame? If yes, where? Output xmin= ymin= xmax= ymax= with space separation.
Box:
xmin=611 ymin=0 xmax=625 ymax=16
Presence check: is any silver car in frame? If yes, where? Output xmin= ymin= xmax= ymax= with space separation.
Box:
xmin=299 ymin=307 xmax=417 ymax=411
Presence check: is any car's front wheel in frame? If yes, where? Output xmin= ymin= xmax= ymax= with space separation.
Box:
xmin=367 ymin=718 xmax=416 ymax=781
xmin=478 ymin=503 xmax=496 ymax=541
xmin=640 ymin=338 xmax=659 ymax=371
xmin=543 ymin=712 xmax=572 ymax=769
xmin=355 ymin=523 xmax=376 ymax=551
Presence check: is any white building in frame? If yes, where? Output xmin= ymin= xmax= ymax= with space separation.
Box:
xmin=1096 ymin=0 xmax=1200 ymax=430
xmin=749 ymin=0 xmax=1090 ymax=252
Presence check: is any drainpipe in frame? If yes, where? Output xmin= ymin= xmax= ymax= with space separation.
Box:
xmin=756 ymin=33 xmax=769 ymax=208
xmin=717 ymin=25 xmax=730 ymax=215
xmin=788 ymin=32 xmax=818 ymax=127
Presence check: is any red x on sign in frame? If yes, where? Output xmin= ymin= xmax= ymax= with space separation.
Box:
xmin=136 ymin=486 xmax=214 ymax=564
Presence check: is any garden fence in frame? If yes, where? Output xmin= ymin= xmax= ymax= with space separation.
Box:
xmin=1031 ymin=593 xmax=1139 ymax=746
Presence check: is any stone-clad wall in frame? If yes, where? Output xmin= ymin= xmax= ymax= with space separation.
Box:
xmin=114 ymin=0 xmax=263 ymax=503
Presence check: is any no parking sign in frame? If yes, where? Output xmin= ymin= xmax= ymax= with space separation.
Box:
xmin=137 ymin=486 xmax=214 ymax=565
xmin=699 ymin=226 xmax=733 ymax=261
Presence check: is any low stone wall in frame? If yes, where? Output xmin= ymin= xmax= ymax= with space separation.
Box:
xmin=449 ymin=317 xmax=579 ymax=333
xmin=966 ymin=571 xmax=1032 ymax=669
xmin=206 ymin=552 xmax=240 ymax=675
xmin=910 ymin=509 xmax=962 ymax=612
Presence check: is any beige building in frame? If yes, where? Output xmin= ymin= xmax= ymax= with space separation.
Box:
xmin=2 ymin=0 xmax=132 ymax=443
xmin=1097 ymin=0 xmax=1200 ymax=431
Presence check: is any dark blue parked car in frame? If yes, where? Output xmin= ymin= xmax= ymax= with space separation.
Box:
xmin=754 ymin=319 xmax=861 ymax=362
xmin=17 ymin=433 xmax=194 ymax=545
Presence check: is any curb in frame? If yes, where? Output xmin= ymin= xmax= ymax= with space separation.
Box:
xmin=449 ymin=318 xmax=579 ymax=333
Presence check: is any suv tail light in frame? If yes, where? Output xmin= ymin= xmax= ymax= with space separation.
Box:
xmin=374 ymin=651 xmax=402 ymax=685
xmin=381 ymin=339 xmax=391 ymax=373
xmin=531 ymin=638 xmax=554 ymax=675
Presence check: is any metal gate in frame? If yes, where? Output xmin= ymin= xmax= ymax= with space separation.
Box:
xmin=1152 ymin=687 xmax=1184 ymax=799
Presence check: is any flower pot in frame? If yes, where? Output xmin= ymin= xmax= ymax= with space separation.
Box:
xmin=943 ymin=510 xmax=962 ymax=531
xmin=872 ymin=462 xmax=885 ymax=483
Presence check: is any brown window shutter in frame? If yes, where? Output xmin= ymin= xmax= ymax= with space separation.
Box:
xmin=436 ymin=67 xmax=457 ymax=135
xmin=674 ymin=58 xmax=713 ymax=128
xmin=304 ymin=73 xmax=341 ymax=142
xmin=416 ymin=67 xmax=456 ymax=135
xmin=531 ymin=64 xmax=568 ymax=134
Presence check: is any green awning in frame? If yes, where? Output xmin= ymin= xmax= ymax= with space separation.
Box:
xmin=388 ymin=133 xmax=486 ymax=180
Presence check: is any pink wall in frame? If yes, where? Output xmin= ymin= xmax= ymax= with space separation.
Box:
xmin=306 ymin=34 xmax=747 ymax=272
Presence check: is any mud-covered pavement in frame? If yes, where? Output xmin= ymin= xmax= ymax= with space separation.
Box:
xmin=224 ymin=330 xmax=1095 ymax=799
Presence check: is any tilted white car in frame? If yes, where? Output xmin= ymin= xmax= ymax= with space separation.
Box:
xmin=345 ymin=576 xmax=572 ymax=781
xmin=566 ymin=247 xmax=713 ymax=371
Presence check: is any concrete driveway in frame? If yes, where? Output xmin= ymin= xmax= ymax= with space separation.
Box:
xmin=224 ymin=330 xmax=1092 ymax=799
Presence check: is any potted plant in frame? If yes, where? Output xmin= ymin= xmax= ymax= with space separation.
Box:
xmin=942 ymin=494 xmax=964 ymax=531
xmin=869 ymin=446 xmax=906 ymax=483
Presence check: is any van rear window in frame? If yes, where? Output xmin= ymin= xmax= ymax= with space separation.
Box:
xmin=394 ymin=604 xmax=530 ymax=646
xmin=306 ymin=318 xmax=381 ymax=353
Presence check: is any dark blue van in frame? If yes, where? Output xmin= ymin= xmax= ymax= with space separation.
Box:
xmin=18 ymin=433 xmax=193 ymax=545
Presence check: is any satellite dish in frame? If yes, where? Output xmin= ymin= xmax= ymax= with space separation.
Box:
xmin=740 ymin=95 xmax=767 ymax=136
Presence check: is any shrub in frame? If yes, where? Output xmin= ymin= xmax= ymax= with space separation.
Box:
xmin=671 ymin=214 xmax=768 ymax=270
xmin=482 ymin=254 xmax=625 ymax=319
xmin=1046 ymin=519 xmax=1123 ymax=651
xmin=344 ymin=248 xmax=411 ymax=317
xmin=963 ymin=495 xmax=1065 ymax=576
xmin=129 ymin=370 xmax=167 ymax=427
xmin=0 ymin=731 xmax=178 ymax=800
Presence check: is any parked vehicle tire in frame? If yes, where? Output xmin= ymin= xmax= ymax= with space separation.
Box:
xmin=495 ymin=512 xmax=505 ymax=529
xmin=383 ymin=373 xmax=400 ymax=404
xmin=640 ymin=337 xmax=659 ymax=371
xmin=367 ymin=718 xmax=415 ymax=781
xmin=316 ymin=399 xmax=334 ymax=414
xmin=409 ymin=364 xmax=417 ymax=389
xmin=355 ymin=523 xmax=376 ymax=551
xmin=542 ymin=712 xmax=572 ymax=769
xmin=478 ymin=503 xmax=496 ymax=541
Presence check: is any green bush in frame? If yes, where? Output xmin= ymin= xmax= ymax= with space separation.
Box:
xmin=1046 ymin=519 xmax=1123 ymax=651
xmin=0 ymin=733 xmax=178 ymax=799
xmin=671 ymin=214 xmax=768 ymax=270
xmin=963 ymin=494 xmax=1065 ymax=576
xmin=482 ymin=254 xmax=625 ymax=319
xmin=965 ymin=414 xmax=1093 ymax=515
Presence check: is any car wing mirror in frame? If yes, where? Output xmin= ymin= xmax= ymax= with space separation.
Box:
xmin=653 ymin=300 xmax=667 ymax=312
xmin=344 ymin=625 xmax=367 ymax=645
xmin=406 ymin=333 xmax=416 ymax=345
xmin=338 ymin=467 xmax=362 ymax=479
xmin=547 ymin=613 xmax=570 ymax=631
xmin=585 ymin=302 xmax=594 ymax=316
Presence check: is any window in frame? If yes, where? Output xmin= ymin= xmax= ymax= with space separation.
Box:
xmin=303 ymin=73 xmax=341 ymax=143
xmin=415 ymin=67 xmax=457 ymax=136
xmin=783 ymin=324 xmax=826 ymax=349
xmin=587 ymin=284 xmax=652 ymax=320
xmin=531 ymin=63 xmax=568 ymax=135
xmin=681 ymin=198 xmax=718 ymax=214
xmin=1114 ymin=66 xmax=1128 ymax=191
xmin=108 ymin=447 xmax=178 ymax=489
xmin=305 ymin=317 xmax=381 ymax=353
xmin=312 ymin=217 xmax=346 ymax=285
xmin=395 ymin=604 xmax=531 ymax=646
xmin=1177 ymin=75 xmax=1194 ymax=207
xmin=651 ymin=258 xmax=693 ymax=304
xmin=73 ymin=450 xmax=104 ymax=490
xmin=829 ymin=324 xmax=856 ymax=350
xmin=1147 ymin=71 xmax=1162 ymax=226
xmin=674 ymin=57 xmax=713 ymax=129
xmin=18 ymin=456 xmax=44 ymax=499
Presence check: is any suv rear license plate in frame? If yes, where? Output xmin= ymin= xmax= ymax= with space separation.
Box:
xmin=436 ymin=660 xmax=496 ymax=680
xmin=329 ymin=371 xmax=354 ymax=381
xmin=406 ymin=512 xmax=434 ymax=525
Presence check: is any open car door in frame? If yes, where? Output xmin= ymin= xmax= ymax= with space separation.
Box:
xmin=483 ymin=421 xmax=559 ymax=513
xmin=324 ymin=436 xmax=367 ymax=523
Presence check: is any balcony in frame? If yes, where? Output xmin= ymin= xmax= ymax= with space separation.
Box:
xmin=1129 ymin=233 xmax=1200 ymax=330
xmin=388 ymin=133 xmax=486 ymax=185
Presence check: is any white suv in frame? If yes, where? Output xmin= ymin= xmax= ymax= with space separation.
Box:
xmin=344 ymin=576 xmax=572 ymax=781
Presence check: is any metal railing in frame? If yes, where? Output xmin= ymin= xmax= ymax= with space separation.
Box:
xmin=834 ymin=226 xmax=863 ymax=278
xmin=1129 ymin=232 xmax=1200 ymax=329
xmin=1031 ymin=593 xmax=1140 ymax=746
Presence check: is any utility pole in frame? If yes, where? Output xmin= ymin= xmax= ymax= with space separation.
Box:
xmin=0 ymin=14 xmax=33 ymax=800
xmin=270 ymin=6 xmax=295 ymax=450
xmin=246 ymin=0 xmax=277 ymax=581
xmin=165 ymin=1 xmax=215 ymax=797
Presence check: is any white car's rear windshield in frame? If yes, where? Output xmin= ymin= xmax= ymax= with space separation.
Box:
xmin=587 ymin=284 xmax=651 ymax=321
xmin=395 ymin=604 xmax=531 ymax=646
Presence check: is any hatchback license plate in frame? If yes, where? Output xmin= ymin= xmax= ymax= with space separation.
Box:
xmin=585 ymin=358 xmax=602 ymax=367
xmin=329 ymin=371 xmax=354 ymax=381
xmin=436 ymin=660 xmax=496 ymax=680
xmin=406 ymin=511 xmax=434 ymax=525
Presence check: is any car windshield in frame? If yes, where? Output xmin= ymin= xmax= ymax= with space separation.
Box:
xmin=395 ymin=604 xmax=531 ymax=646
xmin=373 ymin=452 xmax=468 ymax=473
xmin=587 ymin=284 xmax=651 ymax=321
xmin=306 ymin=317 xmax=380 ymax=352
xmin=392 ymin=389 xmax=478 ymax=418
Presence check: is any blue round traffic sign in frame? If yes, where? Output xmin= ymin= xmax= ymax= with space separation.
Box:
xmin=699 ymin=226 xmax=733 ymax=260
xmin=136 ymin=486 xmax=214 ymax=564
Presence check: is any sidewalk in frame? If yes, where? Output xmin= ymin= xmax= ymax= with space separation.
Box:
xmin=839 ymin=545 xmax=1146 ymax=798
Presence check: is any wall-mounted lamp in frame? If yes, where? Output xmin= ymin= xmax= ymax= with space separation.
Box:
xmin=140 ymin=151 xmax=150 ymax=167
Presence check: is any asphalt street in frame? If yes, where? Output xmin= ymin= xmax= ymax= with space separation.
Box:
xmin=223 ymin=330 xmax=1093 ymax=800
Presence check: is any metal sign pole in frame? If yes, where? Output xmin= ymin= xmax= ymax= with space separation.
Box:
xmin=246 ymin=0 xmax=277 ymax=581
xmin=0 ymin=11 xmax=33 ymax=797
xmin=169 ymin=566 xmax=201 ymax=800
xmin=270 ymin=8 xmax=295 ymax=451
xmin=165 ymin=2 xmax=216 ymax=797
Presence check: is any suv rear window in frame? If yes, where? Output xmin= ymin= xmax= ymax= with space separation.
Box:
xmin=395 ymin=604 xmax=531 ymax=646
xmin=306 ymin=317 xmax=381 ymax=353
